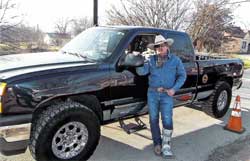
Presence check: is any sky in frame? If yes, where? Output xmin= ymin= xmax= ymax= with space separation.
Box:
xmin=15 ymin=0 xmax=250 ymax=32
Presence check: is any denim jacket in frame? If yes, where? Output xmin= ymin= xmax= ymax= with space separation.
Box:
xmin=136 ymin=53 xmax=186 ymax=91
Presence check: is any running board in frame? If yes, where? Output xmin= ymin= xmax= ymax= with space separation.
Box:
xmin=119 ymin=117 xmax=147 ymax=134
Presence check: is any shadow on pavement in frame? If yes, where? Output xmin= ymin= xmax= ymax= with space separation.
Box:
xmin=89 ymin=107 xmax=250 ymax=161
xmin=1 ymin=100 xmax=249 ymax=161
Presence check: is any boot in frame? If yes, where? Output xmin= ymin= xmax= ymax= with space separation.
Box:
xmin=162 ymin=129 xmax=173 ymax=158
xmin=154 ymin=144 xmax=162 ymax=156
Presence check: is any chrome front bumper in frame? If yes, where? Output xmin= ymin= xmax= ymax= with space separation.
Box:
xmin=0 ymin=123 xmax=31 ymax=142
xmin=0 ymin=123 xmax=31 ymax=155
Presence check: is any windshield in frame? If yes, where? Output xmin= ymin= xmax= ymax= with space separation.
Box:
xmin=61 ymin=28 xmax=126 ymax=62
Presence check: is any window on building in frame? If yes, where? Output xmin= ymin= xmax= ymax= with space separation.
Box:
xmin=242 ymin=41 xmax=247 ymax=49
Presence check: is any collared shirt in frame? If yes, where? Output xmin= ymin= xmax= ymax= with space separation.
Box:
xmin=156 ymin=53 xmax=169 ymax=68
xmin=136 ymin=53 xmax=187 ymax=91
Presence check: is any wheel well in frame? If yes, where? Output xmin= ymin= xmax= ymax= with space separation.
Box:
xmin=218 ymin=77 xmax=233 ymax=87
xmin=198 ymin=78 xmax=232 ymax=101
xmin=32 ymin=94 xmax=103 ymax=125
xmin=69 ymin=94 xmax=103 ymax=121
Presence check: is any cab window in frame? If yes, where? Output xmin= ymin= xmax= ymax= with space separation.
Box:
xmin=166 ymin=33 xmax=194 ymax=62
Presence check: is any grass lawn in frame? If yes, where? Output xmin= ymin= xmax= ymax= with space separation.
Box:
xmin=0 ymin=43 xmax=12 ymax=50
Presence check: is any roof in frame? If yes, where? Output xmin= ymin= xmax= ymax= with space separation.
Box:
xmin=244 ymin=31 xmax=250 ymax=39
xmin=225 ymin=26 xmax=246 ymax=38
xmin=96 ymin=25 xmax=186 ymax=34
xmin=45 ymin=33 xmax=71 ymax=39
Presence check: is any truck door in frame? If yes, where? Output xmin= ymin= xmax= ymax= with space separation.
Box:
xmin=165 ymin=32 xmax=198 ymax=106
xmin=108 ymin=69 xmax=148 ymax=119
xmin=108 ymin=34 xmax=155 ymax=119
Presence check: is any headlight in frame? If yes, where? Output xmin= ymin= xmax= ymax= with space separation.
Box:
xmin=0 ymin=82 xmax=7 ymax=113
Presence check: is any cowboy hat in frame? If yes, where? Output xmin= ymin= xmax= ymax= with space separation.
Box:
xmin=146 ymin=35 xmax=174 ymax=50
xmin=154 ymin=35 xmax=174 ymax=47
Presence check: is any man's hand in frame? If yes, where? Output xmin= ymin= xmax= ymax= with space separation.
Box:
xmin=166 ymin=89 xmax=175 ymax=96
xmin=142 ymin=49 xmax=155 ymax=62
xmin=141 ymin=53 xmax=151 ymax=63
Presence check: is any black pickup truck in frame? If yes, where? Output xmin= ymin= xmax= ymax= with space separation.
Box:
xmin=0 ymin=26 xmax=243 ymax=161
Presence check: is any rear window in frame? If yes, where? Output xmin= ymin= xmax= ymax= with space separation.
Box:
xmin=165 ymin=33 xmax=194 ymax=62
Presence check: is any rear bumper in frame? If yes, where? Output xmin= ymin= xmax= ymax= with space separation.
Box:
xmin=0 ymin=114 xmax=31 ymax=156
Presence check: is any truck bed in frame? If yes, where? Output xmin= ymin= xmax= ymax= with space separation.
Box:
xmin=196 ymin=53 xmax=228 ymax=60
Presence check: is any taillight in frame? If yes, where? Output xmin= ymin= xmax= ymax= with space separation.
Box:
xmin=0 ymin=82 xmax=7 ymax=113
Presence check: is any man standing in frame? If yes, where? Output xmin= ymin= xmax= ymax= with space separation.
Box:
xmin=136 ymin=35 xmax=186 ymax=158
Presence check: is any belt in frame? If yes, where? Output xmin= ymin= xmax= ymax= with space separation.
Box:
xmin=149 ymin=87 xmax=169 ymax=93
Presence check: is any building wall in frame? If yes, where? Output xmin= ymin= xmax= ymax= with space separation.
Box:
xmin=240 ymin=33 xmax=250 ymax=53
xmin=44 ymin=35 xmax=52 ymax=45
xmin=222 ymin=37 xmax=242 ymax=53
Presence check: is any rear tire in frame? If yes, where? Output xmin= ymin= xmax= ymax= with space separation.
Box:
xmin=29 ymin=101 xmax=100 ymax=161
xmin=202 ymin=81 xmax=232 ymax=118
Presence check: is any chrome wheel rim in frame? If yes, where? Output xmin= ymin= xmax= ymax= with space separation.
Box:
xmin=52 ymin=121 xmax=88 ymax=159
xmin=217 ymin=90 xmax=228 ymax=111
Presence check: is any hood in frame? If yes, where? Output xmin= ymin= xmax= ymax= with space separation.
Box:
xmin=0 ymin=52 xmax=89 ymax=71
xmin=0 ymin=52 xmax=96 ymax=80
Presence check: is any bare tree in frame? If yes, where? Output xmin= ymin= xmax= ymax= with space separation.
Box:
xmin=0 ymin=23 xmax=46 ymax=54
xmin=70 ymin=17 xmax=93 ymax=36
xmin=0 ymin=0 xmax=23 ymax=46
xmin=106 ymin=0 xmax=192 ymax=30
xmin=54 ymin=17 xmax=72 ymax=34
xmin=0 ymin=0 xmax=46 ymax=54
xmin=187 ymin=0 xmax=235 ymax=52
xmin=18 ymin=25 xmax=45 ymax=50
xmin=0 ymin=0 xmax=21 ymax=26
xmin=228 ymin=0 xmax=250 ymax=4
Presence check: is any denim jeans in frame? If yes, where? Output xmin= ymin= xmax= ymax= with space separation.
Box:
xmin=147 ymin=89 xmax=173 ymax=146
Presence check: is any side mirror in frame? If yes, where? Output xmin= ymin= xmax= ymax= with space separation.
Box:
xmin=121 ymin=53 xmax=144 ymax=67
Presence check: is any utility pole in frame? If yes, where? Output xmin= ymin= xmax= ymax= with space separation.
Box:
xmin=93 ymin=0 xmax=98 ymax=26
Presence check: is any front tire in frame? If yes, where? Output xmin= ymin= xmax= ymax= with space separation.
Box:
xmin=29 ymin=101 xmax=100 ymax=161
xmin=202 ymin=81 xmax=232 ymax=118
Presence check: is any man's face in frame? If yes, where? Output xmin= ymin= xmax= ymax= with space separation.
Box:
xmin=155 ymin=43 xmax=169 ymax=56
